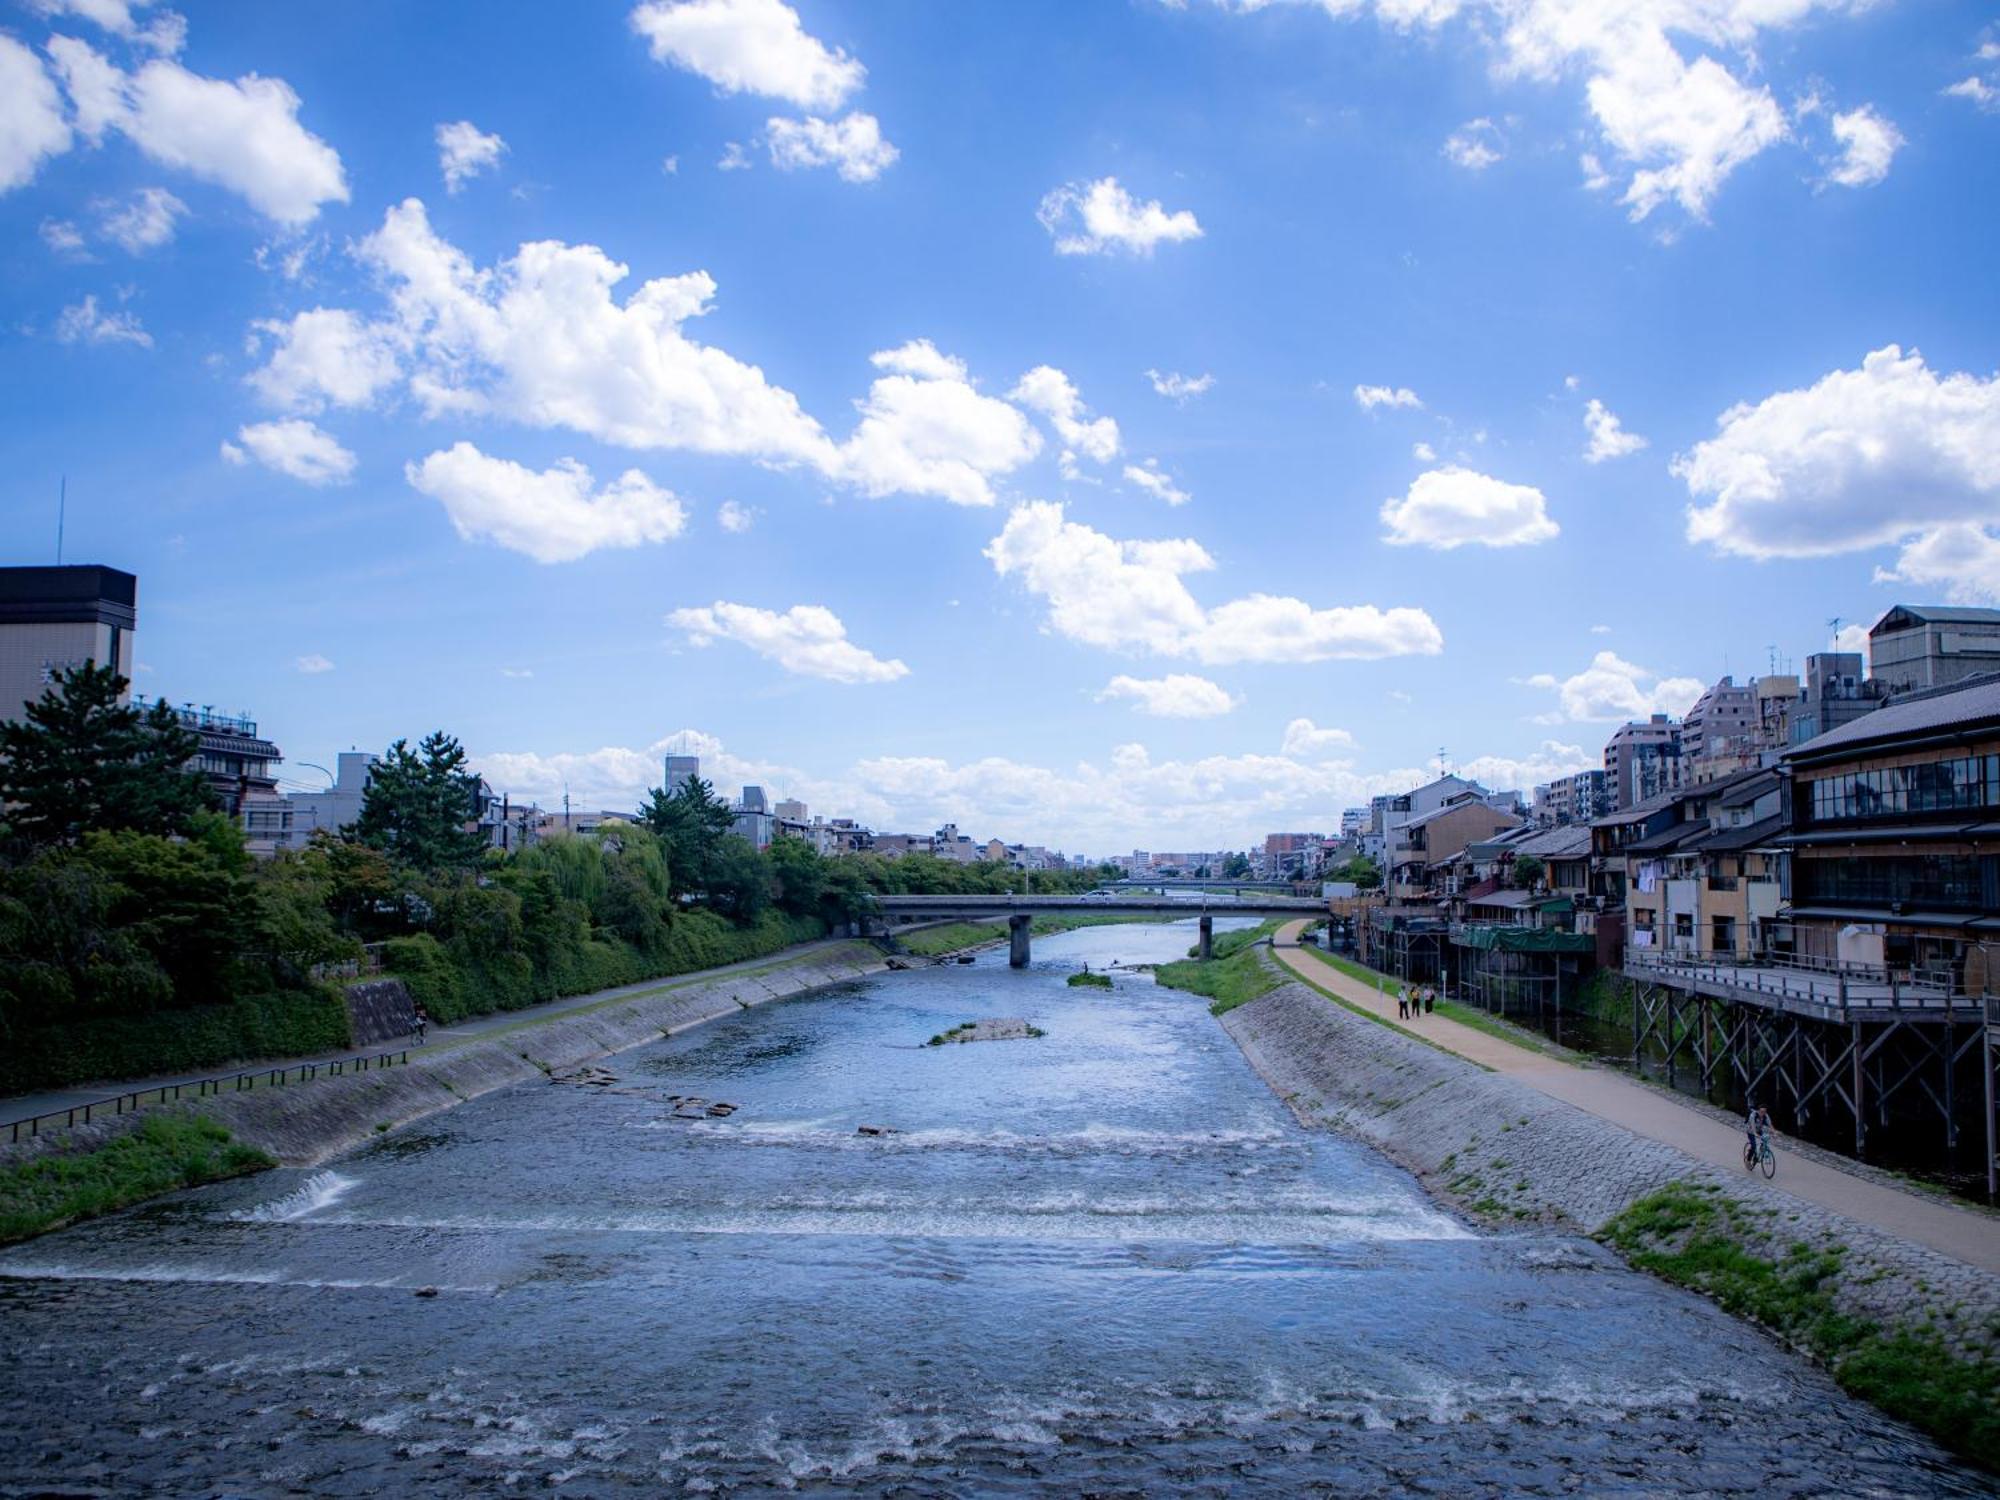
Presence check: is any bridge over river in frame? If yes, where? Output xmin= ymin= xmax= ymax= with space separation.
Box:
xmin=868 ymin=892 xmax=1327 ymax=965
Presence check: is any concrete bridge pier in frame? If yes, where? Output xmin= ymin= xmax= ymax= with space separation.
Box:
xmin=1008 ymin=914 xmax=1033 ymax=969
xmin=1198 ymin=915 xmax=1213 ymax=960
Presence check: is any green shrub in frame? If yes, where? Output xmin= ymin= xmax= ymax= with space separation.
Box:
xmin=1155 ymin=945 xmax=1281 ymax=1016
xmin=0 ymin=1115 xmax=273 ymax=1245
xmin=1067 ymin=971 xmax=1113 ymax=989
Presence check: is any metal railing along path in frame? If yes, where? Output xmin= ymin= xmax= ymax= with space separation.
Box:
xmin=3 ymin=1048 xmax=413 ymax=1145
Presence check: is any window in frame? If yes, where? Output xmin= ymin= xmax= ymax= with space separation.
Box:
xmin=1711 ymin=915 xmax=1736 ymax=955
xmin=1804 ymin=754 xmax=2000 ymax=823
xmin=1794 ymin=854 xmax=1992 ymax=911
xmin=1673 ymin=912 xmax=1693 ymax=941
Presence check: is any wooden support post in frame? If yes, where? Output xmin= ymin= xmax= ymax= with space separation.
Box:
xmin=1852 ymin=1018 xmax=1866 ymax=1160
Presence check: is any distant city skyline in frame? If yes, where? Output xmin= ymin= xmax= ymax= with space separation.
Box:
xmin=2 ymin=2 xmax=1996 ymax=849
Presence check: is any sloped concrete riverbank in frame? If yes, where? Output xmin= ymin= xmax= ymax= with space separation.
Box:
xmin=1220 ymin=968 xmax=2000 ymax=1466
xmin=0 ymin=942 xmax=889 ymax=1173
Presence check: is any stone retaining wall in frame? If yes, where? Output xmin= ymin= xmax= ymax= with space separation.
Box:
xmin=1222 ymin=975 xmax=2000 ymax=1363
xmin=1 ymin=945 xmax=888 ymax=1172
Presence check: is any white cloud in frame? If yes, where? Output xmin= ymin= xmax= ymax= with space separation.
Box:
xmin=1457 ymin=740 xmax=1598 ymax=793
xmin=1826 ymin=105 xmax=1901 ymax=188
xmin=1099 ymin=674 xmax=1239 ymax=718
xmin=97 ymin=185 xmax=184 ymax=252
xmin=717 ymin=498 xmax=755 ymax=533
xmin=669 ymin=601 xmax=908 ymax=683
xmin=1381 ymin=466 xmax=1557 ymax=549
xmin=46 ymin=37 xmax=347 ymax=225
xmin=29 ymin=0 xmax=184 ymax=53
xmin=717 ymin=140 xmax=751 ymax=170
xmin=835 ymin=341 xmax=1042 ymax=505
xmin=226 ymin=418 xmax=355 ymax=485
xmin=1946 ymin=76 xmax=1997 ymax=110
xmin=1443 ymin=117 xmax=1504 ymax=169
xmin=248 ymin=307 xmax=402 ymax=413
xmin=1523 ymin=650 xmax=1705 ymax=722
xmin=1875 ymin=525 xmax=2000 ymax=607
xmin=0 ymin=36 xmax=72 ymax=194
xmin=1280 ymin=718 xmax=1356 ymax=757
xmin=765 ymin=111 xmax=897 ymax=182
xmin=1010 ymin=365 xmax=1120 ymax=463
xmin=630 ymin=0 xmax=863 ymax=110
xmin=406 ymin=442 xmax=691 ymax=563
xmin=661 ymin=153 xmax=680 ymax=174
xmin=1354 ymin=384 xmax=1422 ymax=411
xmin=40 ymin=217 xmax=87 ymax=255
xmin=1677 ymin=345 xmax=2000 ymax=603
xmin=1831 ymin=622 xmax=1870 ymax=664
xmin=1037 ymin=177 xmax=1202 ymax=257
xmin=1412 ymin=441 xmax=1436 ymax=462
xmin=1583 ymin=397 xmax=1648 ymax=463
xmin=294 ymin=652 xmax=334 ymax=674
xmin=986 ymin=500 xmax=1443 ymax=664
xmin=436 ymin=119 xmax=506 ymax=193
xmin=1146 ymin=369 xmax=1214 ymax=403
xmin=56 ymin=294 xmax=150 ymax=347
xmin=1124 ymin=459 xmax=1191 ymax=507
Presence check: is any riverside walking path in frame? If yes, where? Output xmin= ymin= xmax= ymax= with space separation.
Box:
xmin=1 ymin=936 xmax=863 ymax=1129
xmin=1270 ymin=921 xmax=2000 ymax=1273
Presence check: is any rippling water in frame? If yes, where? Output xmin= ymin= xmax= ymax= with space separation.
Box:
xmin=0 ymin=920 xmax=1986 ymax=1496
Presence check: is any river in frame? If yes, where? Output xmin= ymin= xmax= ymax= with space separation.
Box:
xmin=0 ymin=920 xmax=1984 ymax=1495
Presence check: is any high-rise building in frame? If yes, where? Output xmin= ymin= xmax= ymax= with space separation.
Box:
xmin=0 ymin=564 xmax=137 ymax=723
xmin=1791 ymin=652 xmax=1881 ymax=745
xmin=774 ymin=797 xmax=807 ymax=821
xmin=739 ymin=784 xmax=767 ymax=814
xmin=663 ymin=754 xmax=700 ymax=791
xmin=1603 ymin=715 xmax=1683 ymax=810
xmin=1536 ymin=769 xmax=1610 ymax=825
xmin=1868 ymin=605 xmax=2000 ymax=695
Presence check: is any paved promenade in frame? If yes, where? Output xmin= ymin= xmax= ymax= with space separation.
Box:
xmin=1271 ymin=922 xmax=2000 ymax=1274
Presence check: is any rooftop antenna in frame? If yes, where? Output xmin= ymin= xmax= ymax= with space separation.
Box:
xmin=56 ymin=476 xmax=65 ymax=564
xmin=1827 ymin=616 xmax=1842 ymax=649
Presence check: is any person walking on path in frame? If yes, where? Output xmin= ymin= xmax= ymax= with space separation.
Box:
xmin=1423 ymin=986 xmax=1436 ymax=1016
xmin=1396 ymin=985 xmax=1410 ymax=1020
xmin=412 ymin=1003 xmax=429 ymax=1046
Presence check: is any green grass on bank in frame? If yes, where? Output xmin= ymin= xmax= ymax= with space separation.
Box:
xmin=1293 ymin=944 xmax=1569 ymax=1059
xmin=1601 ymin=1182 xmax=2000 ymax=1471
xmin=0 ymin=1115 xmax=273 ymax=1246
xmin=1154 ymin=946 xmax=1283 ymax=1017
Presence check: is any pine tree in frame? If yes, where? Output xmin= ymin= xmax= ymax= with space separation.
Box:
xmin=0 ymin=663 xmax=213 ymax=844
xmin=352 ymin=731 xmax=489 ymax=873
xmin=637 ymin=775 xmax=736 ymax=897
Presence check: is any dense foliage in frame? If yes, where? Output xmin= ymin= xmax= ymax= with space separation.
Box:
xmin=0 ymin=670 xmax=1122 ymax=1090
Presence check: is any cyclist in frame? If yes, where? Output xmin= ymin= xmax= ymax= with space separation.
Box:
xmin=413 ymin=1003 xmax=429 ymax=1046
xmin=1744 ymin=1101 xmax=1772 ymax=1161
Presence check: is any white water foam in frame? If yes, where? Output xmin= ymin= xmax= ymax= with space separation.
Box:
xmin=0 ymin=1261 xmax=491 ymax=1292
xmin=230 ymin=1169 xmax=358 ymax=1222
xmin=644 ymin=1120 xmax=1308 ymax=1159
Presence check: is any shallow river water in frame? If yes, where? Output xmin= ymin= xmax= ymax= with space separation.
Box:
xmin=0 ymin=920 xmax=1987 ymax=1496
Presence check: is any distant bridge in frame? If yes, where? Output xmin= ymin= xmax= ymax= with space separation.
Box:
xmin=1115 ymin=878 xmax=1305 ymax=894
xmin=867 ymin=893 xmax=1327 ymax=967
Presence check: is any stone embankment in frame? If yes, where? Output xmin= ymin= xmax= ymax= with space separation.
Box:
xmin=1 ymin=944 xmax=888 ymax=1172
xmin=1221 ymin=973 xmax=2000 ymax=1367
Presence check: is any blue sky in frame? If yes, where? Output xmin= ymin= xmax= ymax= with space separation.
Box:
xmin=3 ymin=0 xmax=1997 ymax=854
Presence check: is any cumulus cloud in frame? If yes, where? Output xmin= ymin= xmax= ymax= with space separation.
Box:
xmin=0 ymin=37 xmax=73 ymax=194
xmin=97 ymin=184 xmax=184 ymax=252
xmin=765 ymin=111 xmax=897 ymax=181
xmin=1010 ymin=365 xmax=1119 ymax=464
xmin=56 ymin=294 xmax=150 ymax=347
xmin=1124 ymin=460 xmax=1191 ymax=507
xmin=248 ymin=306 xmax=402 ymax=413
xmin=1354 ymin=384 xmax=1422 ymax=411
xmin=1676 ymin=344 xmax=2000 ymax=601
xmin=1523 ymin=650 xmax=1705 ymax=722
xmin=669 ymin=601 xmax=908 ymax=683
xmin=223 ymin=418 xmax=355 ymax=485
xmin=1826 ymin=105 xmax=1901 ymax=188
xmin=1875 ymin=525 xmax=2000 ymax=607
xmin=40 ymin=217 xmax=86 ymax=255
xmin=1037 ymin=177 xmax=1202 ymax=257
xmin=1146 ymin=369 xmax=1214 ymax=403
xmin=46 ymin=36 xmax=347 ymax=224
xmin=1443 ymin=117 xmax=1504 ymax=169
xmin=29 ymin=0 xmax=184 ymax=52
xmin=1380 ymin=466 xmax=1557 ymax=549
xmin=1457 ymin=740 xmax=1598 ymax=793
xmin=630 ymin=0 xmax=863 ymax=110
xmin=836 ymin=341 xmax=1042 ymax=505
xmin=1946 ymin=75 xmax=1997 ymax=110
xmin=1583 ymin=397 xmax=1648 ymax=463
xmin=1280 ymin=718 xmax=1356 ymax=757
xmin=717 ymin=498 xmax=754 ymax=533
xmin=294 ymin=652 xmax=334 ymax=674
xmin=1098 ymin=674 xmax=1239 ymax=719
xmin=986 ymin=500 xmax=1443 ymax=664
xmin=406 ymin=442 xmax=690 ymax=563
xmin=436 ymin=119 xmax=505 ymax=193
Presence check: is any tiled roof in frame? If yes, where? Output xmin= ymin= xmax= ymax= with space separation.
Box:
xmin=1785 ymin=674 xmax=2000 ymax=763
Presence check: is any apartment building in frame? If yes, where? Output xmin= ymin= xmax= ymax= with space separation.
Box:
xmin=1868 ymin=605 xmax=2000 ymax=695
xmin=0 ymin=564 xmax=137 ymax=723
xmin=1604 ymin=715 xmax=1683 ymax=810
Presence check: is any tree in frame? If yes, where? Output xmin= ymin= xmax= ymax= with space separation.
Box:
xmin=1332 ymin=855 xmax=1381 ymax=890
xmin=766 ymin=834 xmax=826 ymax=917
xmin=1511 ymin=854 xmax=1547 ymax=890
xmin=0 ymin=663 xmax=213 ymax=844
xmin=637 ymin=776 xmax=735 ymax=898
xmin=704 ymin=835 xmax=772 ymax=922
xmin=1222 ymin=852 xmax=1252 ymax=879
xmin=352 ymin=731 xmax=488 ymax=873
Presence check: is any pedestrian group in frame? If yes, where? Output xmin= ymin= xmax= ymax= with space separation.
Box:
xmin=1396 ymin=984 xmax=1436 ymax=1020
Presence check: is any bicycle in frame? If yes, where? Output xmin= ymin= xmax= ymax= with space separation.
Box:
xmin=1742 ymin=1130 xmax=1775 ymax=1179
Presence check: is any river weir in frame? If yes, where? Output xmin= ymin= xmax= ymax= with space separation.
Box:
xmin=0 ymin=920 xmax=1984 ymax=1496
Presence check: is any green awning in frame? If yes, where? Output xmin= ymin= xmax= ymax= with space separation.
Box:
xmin=1452 ymin=925 xmax=1594 ymax=954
